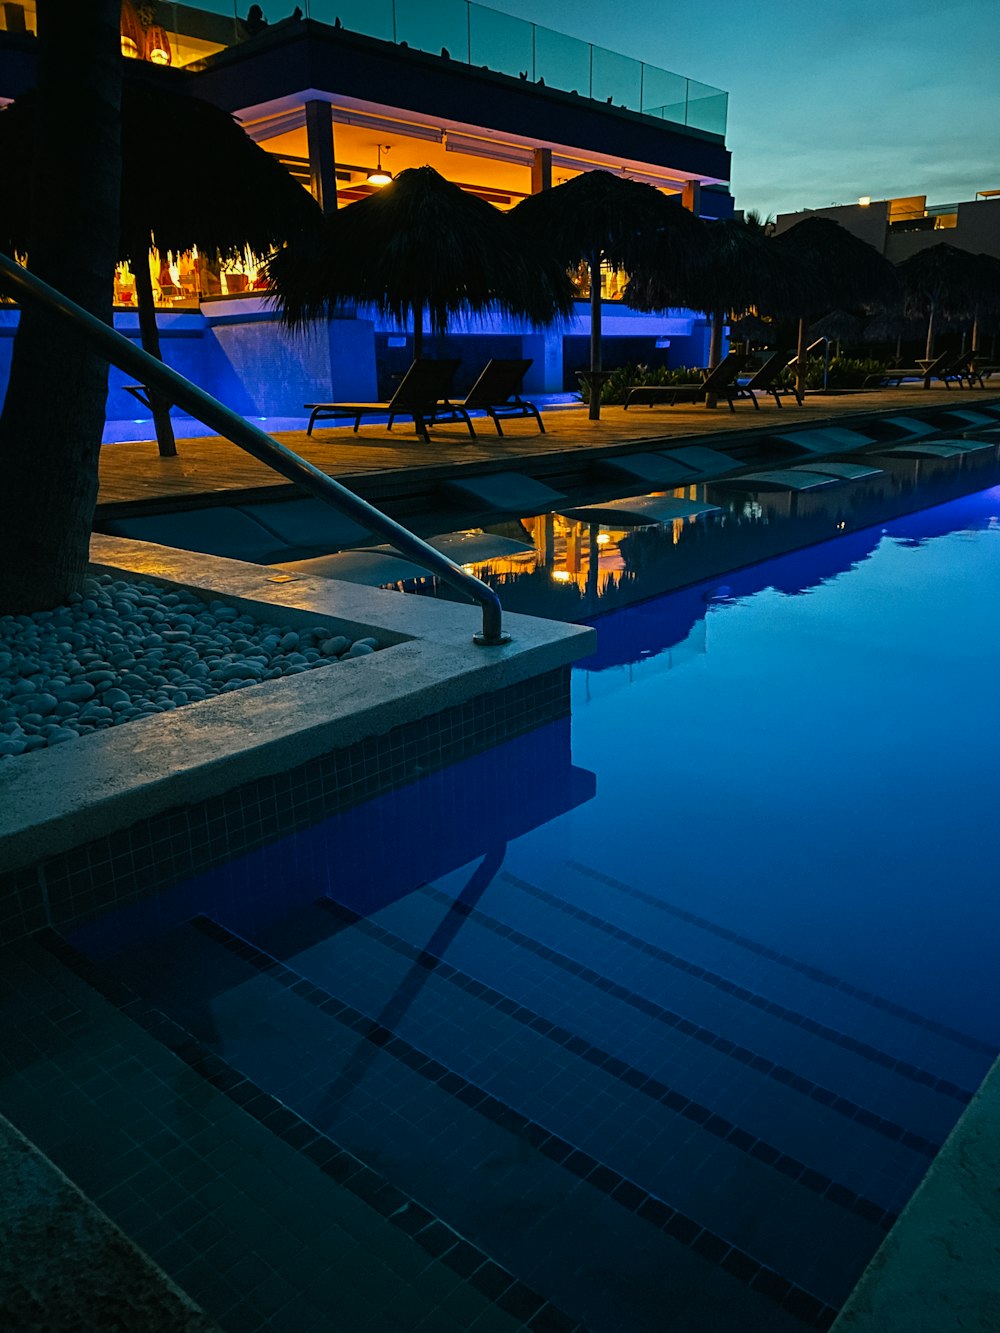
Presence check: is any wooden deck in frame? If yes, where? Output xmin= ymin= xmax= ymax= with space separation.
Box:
xmin=96 ymin=386 xmax=998 ymax=510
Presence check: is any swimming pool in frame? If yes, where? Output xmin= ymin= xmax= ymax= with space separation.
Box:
xmin=71 ymin=483 xmax=1000 ymax=1332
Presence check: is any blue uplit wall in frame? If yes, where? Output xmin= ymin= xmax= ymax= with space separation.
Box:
xmin=0 ymin=300 xmax=715 ymax=420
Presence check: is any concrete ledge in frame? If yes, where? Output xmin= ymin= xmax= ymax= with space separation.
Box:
xmin=833 ymin=1055 xmax=1000 ymax=1331
xmin=0 ymin=1114 xmax=219 ymax=1332
xmin=0 ymin=535 xmax=593 ymax=877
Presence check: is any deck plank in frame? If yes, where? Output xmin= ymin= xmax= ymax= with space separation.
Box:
xmin=96 ymin=388 xmax=995 ymax=508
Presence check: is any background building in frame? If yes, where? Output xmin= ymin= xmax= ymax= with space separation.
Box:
xmin=774 ymin=190 xmax=1000 ymax=263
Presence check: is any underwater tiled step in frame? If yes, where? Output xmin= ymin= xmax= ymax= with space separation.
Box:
xmin=551 ymin=859 xmax=995 ymax=1091
xmin=108 ymin=921 xmax=827 ymax=1333
xmin=1 ymin=937 xmax=528 ymax=1333
xmin=348 ymin=883 xmax=941 ymax=1215
xmin=249 ymin=899 xmax=891 ymax=1309
xmin=460 ymin=872 xmax=972 ymax=1144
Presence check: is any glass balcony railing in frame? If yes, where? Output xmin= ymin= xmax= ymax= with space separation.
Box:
xmin=134 ymin=1 xmax=729 ymax=137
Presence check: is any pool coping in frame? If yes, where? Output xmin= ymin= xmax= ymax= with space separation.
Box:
xmin=0 ymin=1112 xmax=220 ymax=1332
xmin=0 ymin=535 xmax=593 ymax=879
xmin=832 ymin=1053 xmax=1000 ymax=1331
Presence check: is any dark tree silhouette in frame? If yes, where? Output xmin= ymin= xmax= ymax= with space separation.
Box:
xmin=0 ymin=0 xmax=123 ymax=614
xmin=0 ymin=71 xmax=320 ymax=458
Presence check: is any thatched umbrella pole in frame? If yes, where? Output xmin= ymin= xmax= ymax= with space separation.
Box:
xmin=794 ymin=317 xmax=808 ymax=400
xmin=924 ymin=301 xmax=936 ymax=364
xmin=130 ymin=247 xmax=176 ymax=457
xmin=588 ymin=247 xmax=602 ymax=421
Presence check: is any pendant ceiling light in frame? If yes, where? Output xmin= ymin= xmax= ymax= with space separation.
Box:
xmin=145 ymin=23 xmax=173 ymax=65
xmin=120 ymin=0 xmax=145 ymax=58
xmin=366 ymin=145 xmax=393 ymax=187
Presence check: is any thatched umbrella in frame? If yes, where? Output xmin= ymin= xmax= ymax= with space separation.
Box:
xmin=896 ymin=243 xmax=989 ymax=360
xmin=627 ymin=214 xmax=786 ymax=405
xmin=0 ymin=72 xmax=320 ymax=456
xmin=267 ymin=166 xmax=575 ymax=372
xmin=772 ymin=218 xmax=899 ymax=399
xmin=511 ymin=170 xmax=699 ymax=419
xmin=863 ymin=310 xmax=924 ymax=361
xmin=808 ymin=309 xmax=864 ymax=347
xmin=968 ymin=252 xmax=1000 ymax=353
xmin=728 ymin=313 xmax=775 ymax=350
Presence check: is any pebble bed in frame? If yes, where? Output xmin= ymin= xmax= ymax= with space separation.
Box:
xmin=0 ymin=574 xmax=380 ymax=761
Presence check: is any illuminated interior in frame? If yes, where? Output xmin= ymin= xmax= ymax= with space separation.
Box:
xmin=1 ymin=5 xmax=729 ymax=309
xmin=0 ymin=2 xmax=35 ymax=36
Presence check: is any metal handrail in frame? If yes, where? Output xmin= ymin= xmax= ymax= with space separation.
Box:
xmin=0 ymin=252 xmax=510 ymax=645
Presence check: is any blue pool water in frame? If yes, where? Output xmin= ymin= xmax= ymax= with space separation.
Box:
xmin=76 ymin=484 xmax=1000 ymax=1332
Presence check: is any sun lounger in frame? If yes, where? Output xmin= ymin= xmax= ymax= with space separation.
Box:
xmin=864 ymin=351 xmax=949 ymax=390
xmin=447 ymin=358 xmax=543 ymax=435
xmin=623 ymin=352 xmax=749 ymax=413
xmin=964 ymin=354 xmax=1000 ymax=388
xmin=304 ymin=358 xmax=473 ymax=441
xmin=735 ymin=349 xmax=800 ymax=408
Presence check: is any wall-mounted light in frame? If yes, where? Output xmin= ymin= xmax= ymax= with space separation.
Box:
xmin=367 ymin=146 xmax=393 ymax=187
xmin=120 ymin=0 xmax=144 ymax=58
xmin=146 ymin=23 xmax=172 ymax=65
xmin=858 ymin=196 xmax=871 ymax=207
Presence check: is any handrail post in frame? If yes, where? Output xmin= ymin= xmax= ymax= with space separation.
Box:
xmin=0 ymin=252 xmax=510 ymax=645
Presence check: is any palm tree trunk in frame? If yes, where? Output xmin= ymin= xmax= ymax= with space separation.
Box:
xmin=794 ymin=317 xmax=807 ymax=402
xmin=0 ymin=0 xmax=122 ymax=613
xmin=412 ymin=302 xmax=423 ymax=360
xmin=588 ymin=249 xmax=602 ymax=421
xmin=132 ymin=250 xmax=177 ymax=458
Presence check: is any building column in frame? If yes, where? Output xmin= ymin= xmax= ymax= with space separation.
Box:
xmin=681 ymin=178 xmax=701 ymax=215
xmin=305 ymin=99 xmax=338 ymax=213
xmin=531 ymin=147 xmax=552 ymax=194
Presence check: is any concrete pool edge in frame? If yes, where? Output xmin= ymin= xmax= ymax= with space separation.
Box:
xmin=0 ymin=536 xmax=593 ymax=909
xmin=832 ymin=1053 xmax=1000 ymax=1331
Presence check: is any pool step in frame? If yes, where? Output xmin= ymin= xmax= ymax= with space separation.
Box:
xmin=108 ymin=918 xmax=829 ymax=1333
xmin=555 ymin=858 xmax=993 ymax=1094
xmin=481 ymin=871 xmax=971 ymax=1142
xmin=366 ymin=878 xmax=952 ymax=1205
xmin=22 ymin=932 xmax=526 ymax=1333
xmin=249 ymin=899 xmax=890 ymax=1308
xmin=259 ymin=889 xmax=936 ymax=1215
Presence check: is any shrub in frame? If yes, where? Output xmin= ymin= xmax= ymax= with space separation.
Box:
xmin=578 ymin=363 xmax=706 ymax=405
xmin=779 ymin=355 xmax=886 ymax=390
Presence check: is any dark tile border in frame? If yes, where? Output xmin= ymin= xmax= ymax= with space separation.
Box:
xmin=567 ymin=860 xmax=997 ymax=1060
xmin=422 ymin=883 xmax=940 ymax=1160
xmin=318 ymin=897 xmax=898 ymax=1232
xmin=0 ymin=668 xmax=570 ymax=946
xmin=37 ymin=927 xmax=584 ymax=1333
xmin=193 ymin=915 xmax=838 ymax=1331
xmin=501 ymin=872 xmax=972 ymax=1103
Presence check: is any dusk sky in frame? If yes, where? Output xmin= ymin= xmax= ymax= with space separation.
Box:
xmin=490 ymin=0 xmax=1000 ymax=221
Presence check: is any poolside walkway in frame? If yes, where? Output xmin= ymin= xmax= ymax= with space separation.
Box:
xmin=95 ymin=386 xmax=996 ymax=510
